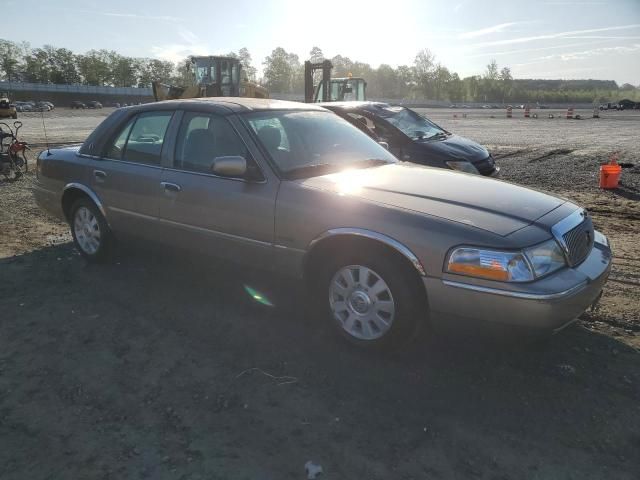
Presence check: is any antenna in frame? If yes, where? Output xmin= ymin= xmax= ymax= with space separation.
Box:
xmin=40 ymin=109 xmax=50 ymax=156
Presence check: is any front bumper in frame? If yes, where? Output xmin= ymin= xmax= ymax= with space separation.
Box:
xmin=424 ymin=234 xmax=612 ymax=332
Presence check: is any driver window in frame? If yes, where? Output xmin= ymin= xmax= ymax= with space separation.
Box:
xmin=174 ymin=112 xmax=251 ymax=175
xmin=370 ymin=117 xmax=396 ymax=141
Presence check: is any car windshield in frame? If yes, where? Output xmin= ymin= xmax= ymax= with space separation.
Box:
xmin=373 ymin=105 xmax=446 ymax=141
xmin=244 ymin=110 xmax=397 ymax=179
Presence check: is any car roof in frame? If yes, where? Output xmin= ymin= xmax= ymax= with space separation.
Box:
xmin=125 ymin=97 xmax=327 ymax=115
xmin=317 ymin=101 xmax=392 ymax=112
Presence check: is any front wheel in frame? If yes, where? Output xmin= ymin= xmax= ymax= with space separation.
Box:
xmin=69 ymin=198 xmax=113 ymax=262
xmin=322 ymin=253 xmax=425 ymax=350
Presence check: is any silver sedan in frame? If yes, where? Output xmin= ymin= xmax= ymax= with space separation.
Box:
xmin=33 ymin=98 xmax=611 ymax=349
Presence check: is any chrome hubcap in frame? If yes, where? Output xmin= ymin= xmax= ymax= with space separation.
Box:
xmin=329 ymin=265 xmax=395 ymax=341
xmin=73 ymin=206 xmax=101 ymax=255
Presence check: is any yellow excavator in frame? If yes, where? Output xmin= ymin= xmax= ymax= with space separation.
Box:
xmin=152 ymin=56 xmax=269 ymax=101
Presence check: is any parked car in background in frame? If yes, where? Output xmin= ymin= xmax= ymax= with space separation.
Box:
xmin=71 ymin=101 xmax=86 ymax=109
xmin=617 ymin=99 xmax=636 ymax=110
xmin=33 ymin=98 xmax=610 ymax=350
xmin=34 ymin=101 xmax=52 ymax=112
xmin=321 ymin=102 xmax=500 ymax=177
xmin=86 ymin=101 xmax=103 ymax=109
xmin=15 ymin=102 xmax=34 ymax=113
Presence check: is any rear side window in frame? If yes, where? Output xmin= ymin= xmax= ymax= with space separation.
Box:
xmin=125 ymin=112 xmax=173 ymax=165
xmin=105 ymin=112 xmax=173 ymax=165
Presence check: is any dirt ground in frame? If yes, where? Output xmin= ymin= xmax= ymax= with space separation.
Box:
xmin=1 ymin=107 xmax=639 ymax=479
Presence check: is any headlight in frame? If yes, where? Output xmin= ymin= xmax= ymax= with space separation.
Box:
xmin=593 ymin=230 xmax=608 ymax=247
xmin=446 ymin=239 xmax=568 ymax=283
xmin=447 ymin=247 xmax=534 ymax=282
xmin=524 ymin=239 xmax=566 ymax=278
xmin=445 ymin=160 xmax=479 ymax=174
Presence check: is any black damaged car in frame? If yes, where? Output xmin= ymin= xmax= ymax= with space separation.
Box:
xmin=321 ymin=102 xmax=499 ymax=177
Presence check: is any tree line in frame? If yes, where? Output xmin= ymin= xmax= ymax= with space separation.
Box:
xmin=1 ymin=39 xmax=637 ymax=103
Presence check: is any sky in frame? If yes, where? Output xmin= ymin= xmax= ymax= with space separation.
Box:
xmin=3 ymin=0 xmax=640 ymax=85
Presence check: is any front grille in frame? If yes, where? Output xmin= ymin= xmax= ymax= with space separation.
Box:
xmin=562 ymin=216 xmax=594 ymax=266
xmin=473 ymin=155 xmax=497 ymax=176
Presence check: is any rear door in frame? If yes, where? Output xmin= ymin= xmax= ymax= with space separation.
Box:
xmin=90 ymin=111 xmax=174 ymax=239
xmin=157 ymin=111 xmax=278 ymax=269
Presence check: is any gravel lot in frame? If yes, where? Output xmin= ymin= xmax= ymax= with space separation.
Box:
xmin=1 ymin=107 xmax=639 ymax=479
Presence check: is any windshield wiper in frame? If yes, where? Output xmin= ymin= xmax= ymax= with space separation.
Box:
xmin=425 ymin=131 xmax=448 ymax=140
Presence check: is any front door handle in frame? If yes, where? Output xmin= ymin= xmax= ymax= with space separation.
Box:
xmin=94 ymin=170 xmax=107 ymax=179
xmin=161 ymin=181 xmax=181 ymax=192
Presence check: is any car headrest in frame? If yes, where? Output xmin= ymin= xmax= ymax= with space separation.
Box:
xmin=257 ymin=125 xmax=281 ymax=151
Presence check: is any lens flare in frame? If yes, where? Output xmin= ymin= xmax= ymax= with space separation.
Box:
xmin=243 ymin=285 xmax=275 ymax=307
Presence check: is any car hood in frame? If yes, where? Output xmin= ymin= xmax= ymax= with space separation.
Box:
xmin=296 ymin=163 xmax=566 ymax=236
xmin=414 ymin=134 xmax=489 ymax=163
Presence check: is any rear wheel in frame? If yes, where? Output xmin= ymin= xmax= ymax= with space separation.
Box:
xmin=69 ymin=198 xmax=113 ymax=262
xmin=321 ymin=252 xmax=425 ymax=350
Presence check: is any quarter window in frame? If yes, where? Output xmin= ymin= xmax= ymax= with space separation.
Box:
xmin=106 ymin=118 xmax=134 ymax=160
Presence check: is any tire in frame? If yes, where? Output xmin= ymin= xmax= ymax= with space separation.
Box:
xmin=69 ymin=197 xmax=113 ymax=262
xmin=11 ymin=113 xmax=17 ymax=119
xmin=320 ymin=251 xmax=426 ymax=350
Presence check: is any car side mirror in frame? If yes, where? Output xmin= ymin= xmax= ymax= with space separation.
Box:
xmin=211 ymin=156 xmax=247 ymax=177
xmin=378 ymin=141 xmax=389 ymax=150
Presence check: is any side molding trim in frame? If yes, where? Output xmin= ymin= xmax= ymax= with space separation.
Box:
xmin=307 ymin=228 xmax=426 ymax=277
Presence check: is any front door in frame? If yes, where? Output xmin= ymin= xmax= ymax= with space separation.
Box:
xmin=157 ymin=111 xmax=278 ymax=269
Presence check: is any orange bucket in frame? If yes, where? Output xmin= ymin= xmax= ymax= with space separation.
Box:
xmin=599 ymin=164 xmax=621 ymax=189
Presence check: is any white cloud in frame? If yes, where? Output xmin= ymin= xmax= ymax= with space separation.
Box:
xmin=151 ymin=44 xmax=210 ymax=63
xmin=459 ymin=22 xmax=520 ymax=39
xmin=468 ymin=24 xmax=640 ymax=48
xmin=99 ymin=12 xmax=181 ymax=22
xmin=538 ymin=43 xmax=640 ymax=61
xmin=463 ymin=40 xmax=608 ymax=58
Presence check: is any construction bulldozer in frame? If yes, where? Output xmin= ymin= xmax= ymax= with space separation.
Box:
xmin=304 ymin=60 xmax=367 ymax=103
xmin=152 ymin=56 xmax=269 ymax=101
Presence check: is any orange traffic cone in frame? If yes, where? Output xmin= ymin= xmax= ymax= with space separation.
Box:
xmin=506 ymin=106 xmax=512 ymax=118
xmin=524 ymin=105 xmax=530 ymax=118
xmin=566 ymin=106 xmax=574 ymax=119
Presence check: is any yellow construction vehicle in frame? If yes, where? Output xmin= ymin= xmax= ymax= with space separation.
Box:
xmin=0 ymin=92 xmax=17 ymax=119
xmin=152 ymin=56 xmax=268 ymax=101
xmin=304 ymin=60 xmax=367 ymax=103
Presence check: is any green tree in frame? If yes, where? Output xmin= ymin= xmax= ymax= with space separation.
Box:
xmin=77 ymin=50 xmax=111 ymax=85
xmin=108 ymin=53 xmax=138 ymax=87
xmin=447 ymin=72 xmax=464 ymax=102
xmin=499 ymin=66 xmax=512 ymax=104
xmin=136 ymin=58 xmax=174 ymax=87
xmin=414 ymin=49 xmax=436 ymax=98
xmin=238 ymin=47 xmax=256 ymax=82
xmin=0 ymin=39 xmax=27 ymax=81
xmin=263 ymin=47 xmax=294 ymax=93
xmin=330 ymin=55 xmax=354 ymax=77
xmin=309 ymin=46 xmax=324 ymax=62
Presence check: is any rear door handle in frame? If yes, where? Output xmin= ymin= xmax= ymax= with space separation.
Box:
xmin=93 ymin=170 xmax=107 ymax=181
xmin=161 ymin=181 xmax=181 ymax=192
